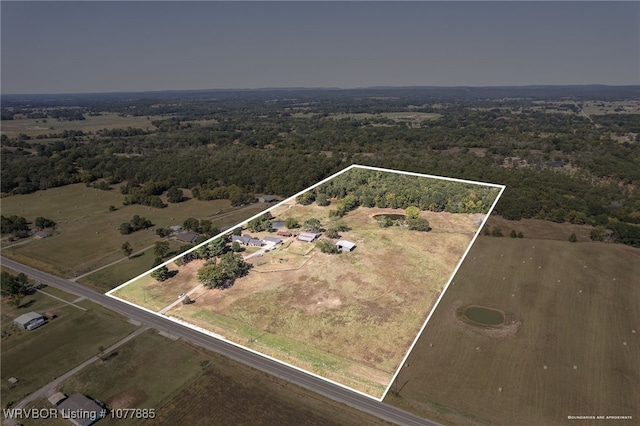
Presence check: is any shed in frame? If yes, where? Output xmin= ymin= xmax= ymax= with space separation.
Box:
xmin=176 ymin=232 xmax=199 ymax=243
xmin=57 ymin=393 xmax=105 ymax=426
xmin=298 ymin=232 xmax=319 ymax=242
xmin=258 ymin=195 xmax=278 ymax=203
xmin=263 ymin=237 xmax=282 ymax=245
xmin=276 ymin=231 xmax=292 ymax=237
xmin=14 ymin=312 xmax=45 ymax=330
xmin=169 ymin=225 xmax=183 ymax=232
xmin=336 ymin=240 xmax=356 ymax=252
xmin=33 ymin=231 xmax=51 ymax=239
xmin=48 ymin=392 xmax=67 ymax=406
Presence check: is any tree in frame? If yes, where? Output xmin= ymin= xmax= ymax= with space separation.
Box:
xmin=150 ymin=265 xmax=170 ymax=281
xmin=316 ymin=239 xmax=339 ymax=254
xmin=405 ymin=205 xmax=420 ymax=219
xmin=316 ymin=193 xmax=330 ymax=206
xmin=491 ymin=227 xmax=503 ymax=237
xmin=167 ymin=186 xmax=184 ymax=203
xmin=198 ymin=252 xmax=251 ymax=289
xmin=510 ymin=229 xmax=518 ymax=238
xmin=231 ymin=241 xmax=244 ymax=252
xmin=119 ymin=222 xmax=134 ymax=235
xmin=590 ymin=226 xmax=605 ymax=242
xmin=517 ymin=231 xmax=524 ymax=238
xmin=154 ymin=241 xmax=170 ymax=258
xmin=248 ymin=213 xmax=273 ymax=232
xmin=296 ymin=192 xmax=315 ymax=205
xmin=407 ymin=216 xmax=430 ymax=232
xmin=183 ymin=217 xmax=200 ymax=232
xmin=1 ymin=272 xmax=28 ymax=306
xmin=303 ymin=218 xmax=322 ymax=233
xmin=121 ymin=241 xmax=133 ymax=258
xmin=182 ymin=295 xmax=193 ymax=305
xmin=156 ymin=227 xmax=171 ymax=237
xmin=35 ymin=216 xmax=56 ymax=229
xmin=568 ymin=233 xmax=577 ymax=243
xmin=207 ymin=238 xmax=228 ymax=257
xmin=285 ymin=217 xmax=300 ymax=229
xmin=325 ymin=228 xmax=340 ymax=239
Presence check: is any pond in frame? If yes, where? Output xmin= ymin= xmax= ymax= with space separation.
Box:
xmin=271 ymin=221 xmax=286 ymax=228
xmin=372 ymin=214 xmax=406 ymax=221
xmin=463 ymin=306 xmax=505 ymax=326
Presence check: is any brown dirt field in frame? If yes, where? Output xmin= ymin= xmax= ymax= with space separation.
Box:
xmin=385 ymin=236 xmax=640 ymax=425
xmin=160 ymin=204 xmax=480 ymax=396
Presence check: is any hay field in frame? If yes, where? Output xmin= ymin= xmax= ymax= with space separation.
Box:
xmin=114 ymin=203 xmax=480 ymax=397
xmin=0 ymin=183 xmax=266 ymax=278
xmin=385 ymin=236 xmax=639 ymax=425
xmin=0 ymin=113 xmax=161 ymax=139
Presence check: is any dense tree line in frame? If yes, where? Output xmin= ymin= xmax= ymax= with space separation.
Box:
xmin=2 ymin=88 xmax=639 ymax=247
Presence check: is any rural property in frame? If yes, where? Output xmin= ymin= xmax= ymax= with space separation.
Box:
xmin=108 ymin=165 xmax=504 ymax=398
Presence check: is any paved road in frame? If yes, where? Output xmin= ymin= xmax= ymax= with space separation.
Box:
xmin=1 ymin=256 xmax=440 ymax=426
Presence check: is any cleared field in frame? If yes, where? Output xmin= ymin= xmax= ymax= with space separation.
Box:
xmin=57 ymin=330 xmax=209 ymax=426
xmin=385 ymin=236 xmax=640 ymax=425
xmin=485 ymin=215 xmax=594 ymax=242
xmin=1 ymin=288 xmax=137 ymax=406
xmin=0 ymin=113 xmax=161 ymax=139
xmin=112 ymin=202 xmax=481 ymax=398
xmin=1 ymin=183 xmax=263 ymax=278
xmin=141 ymin=348 xmax=392 ymax=426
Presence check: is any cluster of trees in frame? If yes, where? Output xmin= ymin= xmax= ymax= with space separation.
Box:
xmin=150 ymin=265 xmax=171 ymax=281
xmin=247 ymin=213 xmax=273 ymax=232
xmin=318 ymin=169 xmax=498 ymax=215
xmin=121 ymin=182 xmax=168 ymax=209
xmin=182 ymin=217 xmax=219 ymax=236
xmin=119 ymin=215 xmax=153 ymax=235
xmin=1 ymin=271 xmax=30 ymax=306
xmin=2 ymin=88 xmax=639 ymax=247
xmin=197 ymin=252 xmax=251 ymax=289
xmin=1 ymin=215 xmax=28 ymax=236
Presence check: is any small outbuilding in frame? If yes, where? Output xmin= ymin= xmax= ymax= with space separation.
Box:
xmin=297 ymin=232 xmax=319 ymax=242
xmin=33 ymin=231 xmax=51 ymax=239
xmin=263 ymin=237 xmax=282 ymax=245
xmin=276 ymin=231 xmax=292 ymax=237
xmin=335 ymin=240 xmax=356 ymax=252
xmin=57 ymin=393 xmax=105 ymax=426
xmin=48 ymin=392 xmax=67 ymax=406
xmin=175 ymin=231 xmax=199 ymax=244
xmin=258 ymin=195 xmax=278 ymax=203
xmin=14 ymin=312 xmax=45 ymax=330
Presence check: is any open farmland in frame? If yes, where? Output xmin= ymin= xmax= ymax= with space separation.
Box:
xmin=0 ymin=113 xmax=162 ymax=139
xmin=1 ymin=183 xmax=264 ymax=279
xmin=1 ymin=287 xmax=136 ymax=405
xmin=385 ymin=236 xmax=640 ymax=425
xmin=112 ymin=199 xmax=484 ymax=398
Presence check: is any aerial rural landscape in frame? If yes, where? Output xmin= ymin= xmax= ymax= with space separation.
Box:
xmin=2 ymin=1 xmax=639 ymax=425
xmin=109 ymin=167 xmax=502 ymax=397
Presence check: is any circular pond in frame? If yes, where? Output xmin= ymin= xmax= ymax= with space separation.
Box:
xmin=463 ymin=306 xmax=505 ymax=326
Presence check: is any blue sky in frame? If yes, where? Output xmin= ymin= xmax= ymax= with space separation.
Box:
xmin=1 ymin=1 xmax=638 ymax=94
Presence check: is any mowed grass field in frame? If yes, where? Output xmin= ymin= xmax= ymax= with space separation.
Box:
xmin=0 ymin=113 xmax=161 ymax=139
xmin=22 ymin=330 xmax=391 ymax=426
xmin=1 ymin=183 xmax=264 ymax=279
xmin=385 ymin=236 xmax=639 ymax=425
xmin=114 ymin=202 xmax=481 ymax=397
xmin=1 ymin=288 xmax=137 ymax=405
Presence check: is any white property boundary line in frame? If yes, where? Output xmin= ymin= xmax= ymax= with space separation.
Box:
xmin=106 ymin=164 xmax=506 ymax=402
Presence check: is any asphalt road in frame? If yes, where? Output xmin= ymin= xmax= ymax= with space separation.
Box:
xmin=1 ymin=256 xmax=441 ymax=426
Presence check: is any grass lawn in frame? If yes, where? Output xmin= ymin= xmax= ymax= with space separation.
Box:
xmin=57 ymin=329 xmax=210 ymax=426
xmin=78 ymin=240 xmax=185 ymax=293
xmin=141 ymin=349 xmax=393 ymax=426
xmin=1 ymin=290 xmax=137 ymax=406
xmin=1 ymin=183 xmax=263 ymax=278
